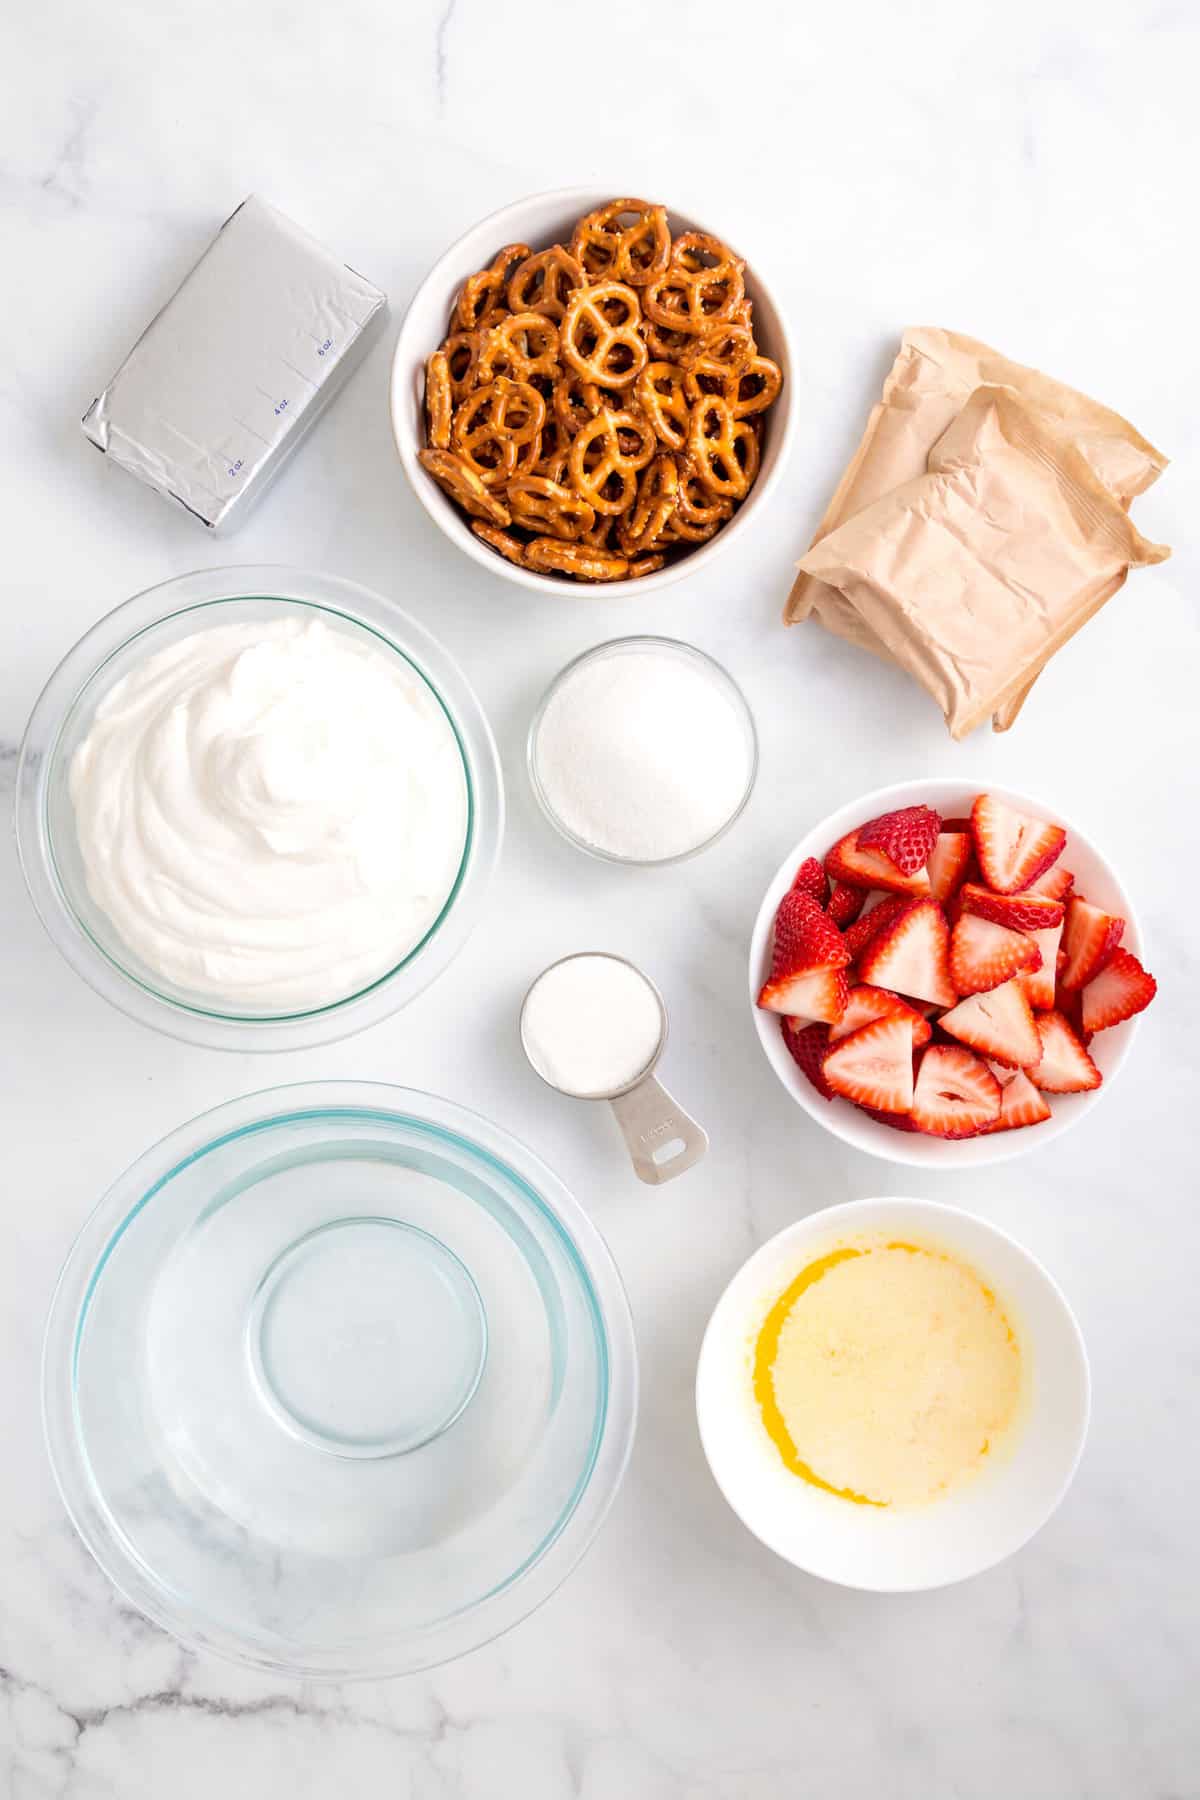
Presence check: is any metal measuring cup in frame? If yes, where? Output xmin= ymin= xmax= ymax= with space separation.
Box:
xmin=519 ymin=953 xmax=709 ymax=1186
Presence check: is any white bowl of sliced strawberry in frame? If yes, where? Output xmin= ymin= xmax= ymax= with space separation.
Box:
xmin=750 ymin=780 xmax=1157 ymax=1165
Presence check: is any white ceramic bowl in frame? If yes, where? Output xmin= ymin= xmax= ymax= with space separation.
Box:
xmin=749 ymin=779 xmax=1144 ymax=1168
xmin=390 ymin=187 xmax=797 ymax=598
xmin=696 ymin=1197 xmax=1090 ymax=1591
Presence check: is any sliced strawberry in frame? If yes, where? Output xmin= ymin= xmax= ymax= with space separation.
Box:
xmin=857 ymin=804 xmax=941 ymax=877
xmin=858 ymin=898 xmax=955 ymax=1008
xmin=1059 ymin=897 xmax=1125 ymax=991
xmin=985 ymin=1066 xmax=1053 ymax=1132
xmin=939 ymin=979 xmax=1041 ymax=1067
xmin=944 ymin=885 xmax=970 ymax=928
xmin=949 ymin=913 xmax=1041 ymax=996
xmin=828 ymin=984 xmax=933 ymax=1047
xmin=1026 ymin=863 xmax=1075 ymax=902
xmin=911 ymin=1044 xmax=1002 ymax=1137
xmin=758 ymin=890 xmax=850 ymax=1014
xmin=841 ymin=895 xmax=906 ymax=961
xmin=971 ymin=794 xmax=1066 ymax=895
xmin=827 ymin=882 xmax=865 ymax=927
xmin=1055 ymin=984 xmax=1093 ymax=1048
xmin=823 ymin=1015 xmax=915 ymax=1115
xmin=781 ymin=1018 xmax=834 ymax=1101
xmin=960 ymin=882 xmax=1065 ymax=932
xmin=825 ymin=830 xmax=932 ymax=897
xmin=1080 ymin=949 xmax=1157 ymax=1033
xmin=1018 ymin=920 xmax=1063 ymax=1012
xmin=1028 ymin=1010 xmax=1102 ymax=1092
xmin=790 ymin=856 xmax=829 ymax=905
xmin=858 ymin=1103 xmax=921 ymax=1132
xmin=772 ymin=966 xmax=850 ymax=1026
xmin=941 ymin=816 xmax=973 ymax=833
xmin=926 ymin=832 xmax=973 ymax=905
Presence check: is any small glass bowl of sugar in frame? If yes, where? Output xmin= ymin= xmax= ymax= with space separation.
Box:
xmin=527 ymin=637 xmax=758 ymax=867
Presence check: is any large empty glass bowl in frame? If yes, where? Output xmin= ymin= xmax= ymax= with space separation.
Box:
xmin=42 ymin=1084 xmax=637 ymax=1678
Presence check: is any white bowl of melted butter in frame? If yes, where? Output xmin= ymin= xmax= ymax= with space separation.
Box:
xmin=696 ymin=1198 xmax=1089 ymax=1590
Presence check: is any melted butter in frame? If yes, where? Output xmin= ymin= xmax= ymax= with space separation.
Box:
xmin=751 ymin=1237 xmax=1022 ymax=1509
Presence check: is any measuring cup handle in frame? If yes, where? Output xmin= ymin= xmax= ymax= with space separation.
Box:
xmin=607 ymin=1075 xmax=709 ymax=1186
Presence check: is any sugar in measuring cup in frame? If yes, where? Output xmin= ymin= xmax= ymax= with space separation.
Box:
xmin=520 ymin=953 xmax=708 ymax=1185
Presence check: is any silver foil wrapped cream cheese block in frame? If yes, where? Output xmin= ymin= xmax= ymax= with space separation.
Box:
xmin=82 ymin=196 xmax=388 ymax=531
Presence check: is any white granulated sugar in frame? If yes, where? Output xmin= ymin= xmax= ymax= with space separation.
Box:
xmin=534 ymin=647 xmax=751 ymax=862
xmin=522 ymin=954 xmax=663 ymax=1098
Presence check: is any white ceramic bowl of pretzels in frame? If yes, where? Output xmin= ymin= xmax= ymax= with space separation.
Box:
xmin=391 ymin=189 xmax=795 ymax=594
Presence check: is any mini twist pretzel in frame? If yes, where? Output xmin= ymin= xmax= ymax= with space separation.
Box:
xmin=570 ymin=199 xmax=671 ymax=287
xmin=419 ymin=449 xmax=512 ymax=526
xmin=686 ymin=395 xmax=760 ymax=499
xmin=643 ymin=316 xmax=695 ymax=361
xmin=664 ymin=510 xmax=724 ymax=543
xmin=628 ymin=553 xmax=665 ymax=578
xmin=568 ymin=407 xmax=657 ymax=515
xmin=476 ymin=311 xmax=562 ymax=387
xmin=671 ymin=232 xmax=734 ymax=273
xmin=442 ymin=330 xmax=482 ymax=402
xmin=672 ymin=455 xmax=735 ymax=536
xmin=617 ymin=454 xmax=679 ymax=554
xmin=580 ymin=512 xmax=619 ymax=551
xmin=552 ymin=372 xmax=604 ymax=440
xmin=681 ymin=323 xmax=756 ymax=404
xmin=533 ymin=414 xmax=570 ymax=480
xmin=453 ymin=243 xmax=530 ymax=331
xmin=731 ymin=354 xmax=783 ymax=418
xmin=471 ymin=520 xmax=530 ymax=566
xmin=634 ymin=361 xmax=691 ymax=452
xmin=506 ymin=475 xmax=596 ymax=542
xmin=424 ymin=351 xmax=453 ymax=450
xmin=644 ymin=233 xmax=745 ymax=335
xmin=451 ymin=377 xmax=545 ymax=486
xmin=507 ymin=245 xmax=585 ymax=321
xmin=613 ymin=409 xmax=658 ymax=463
xmin=534 ymin=438 xmax=572 ymax=485
xmin=536 ymin=452 xmax=571 ymax=487
xmin=525 ymin=537 xmax=631 ymax=581
xmin=561 ymin=282 xmax=648 ymax=390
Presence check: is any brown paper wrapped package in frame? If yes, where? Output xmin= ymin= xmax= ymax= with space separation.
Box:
xmin=796 ymin=387 xmax=1169 ymax=740
xmin=786 ymin=327 xmax=1168 ymax=729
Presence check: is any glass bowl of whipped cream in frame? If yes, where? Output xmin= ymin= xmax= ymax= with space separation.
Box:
xmin=42 ymin=1082 xmax=637 ymax=1677
xmin=16 ymin=567 xmax=503 ymax=1049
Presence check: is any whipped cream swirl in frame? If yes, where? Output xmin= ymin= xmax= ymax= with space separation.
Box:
xmin=69 ymin=615 xmax=469 ymax=1011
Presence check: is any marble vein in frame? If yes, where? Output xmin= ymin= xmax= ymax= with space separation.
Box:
xmin=434 ymin=0 xmax=458 ymax=115
xmin=1 ymin=0 xmax=1198 ymax=1796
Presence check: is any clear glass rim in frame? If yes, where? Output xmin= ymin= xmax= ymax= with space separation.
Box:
xmin=526 ymin=636 xmax=759 ymax=868
xmin=15 ymin=567 xmax=505 ymax=1051
xmin=44 ymin=593 xmax=475 ymax=1024
xmin=42 ymin=1081 xmax=639 ymax=1680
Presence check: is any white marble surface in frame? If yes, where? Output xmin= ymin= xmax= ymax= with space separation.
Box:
xmin=2 ymin=1 xmax=1197 ymax=1793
